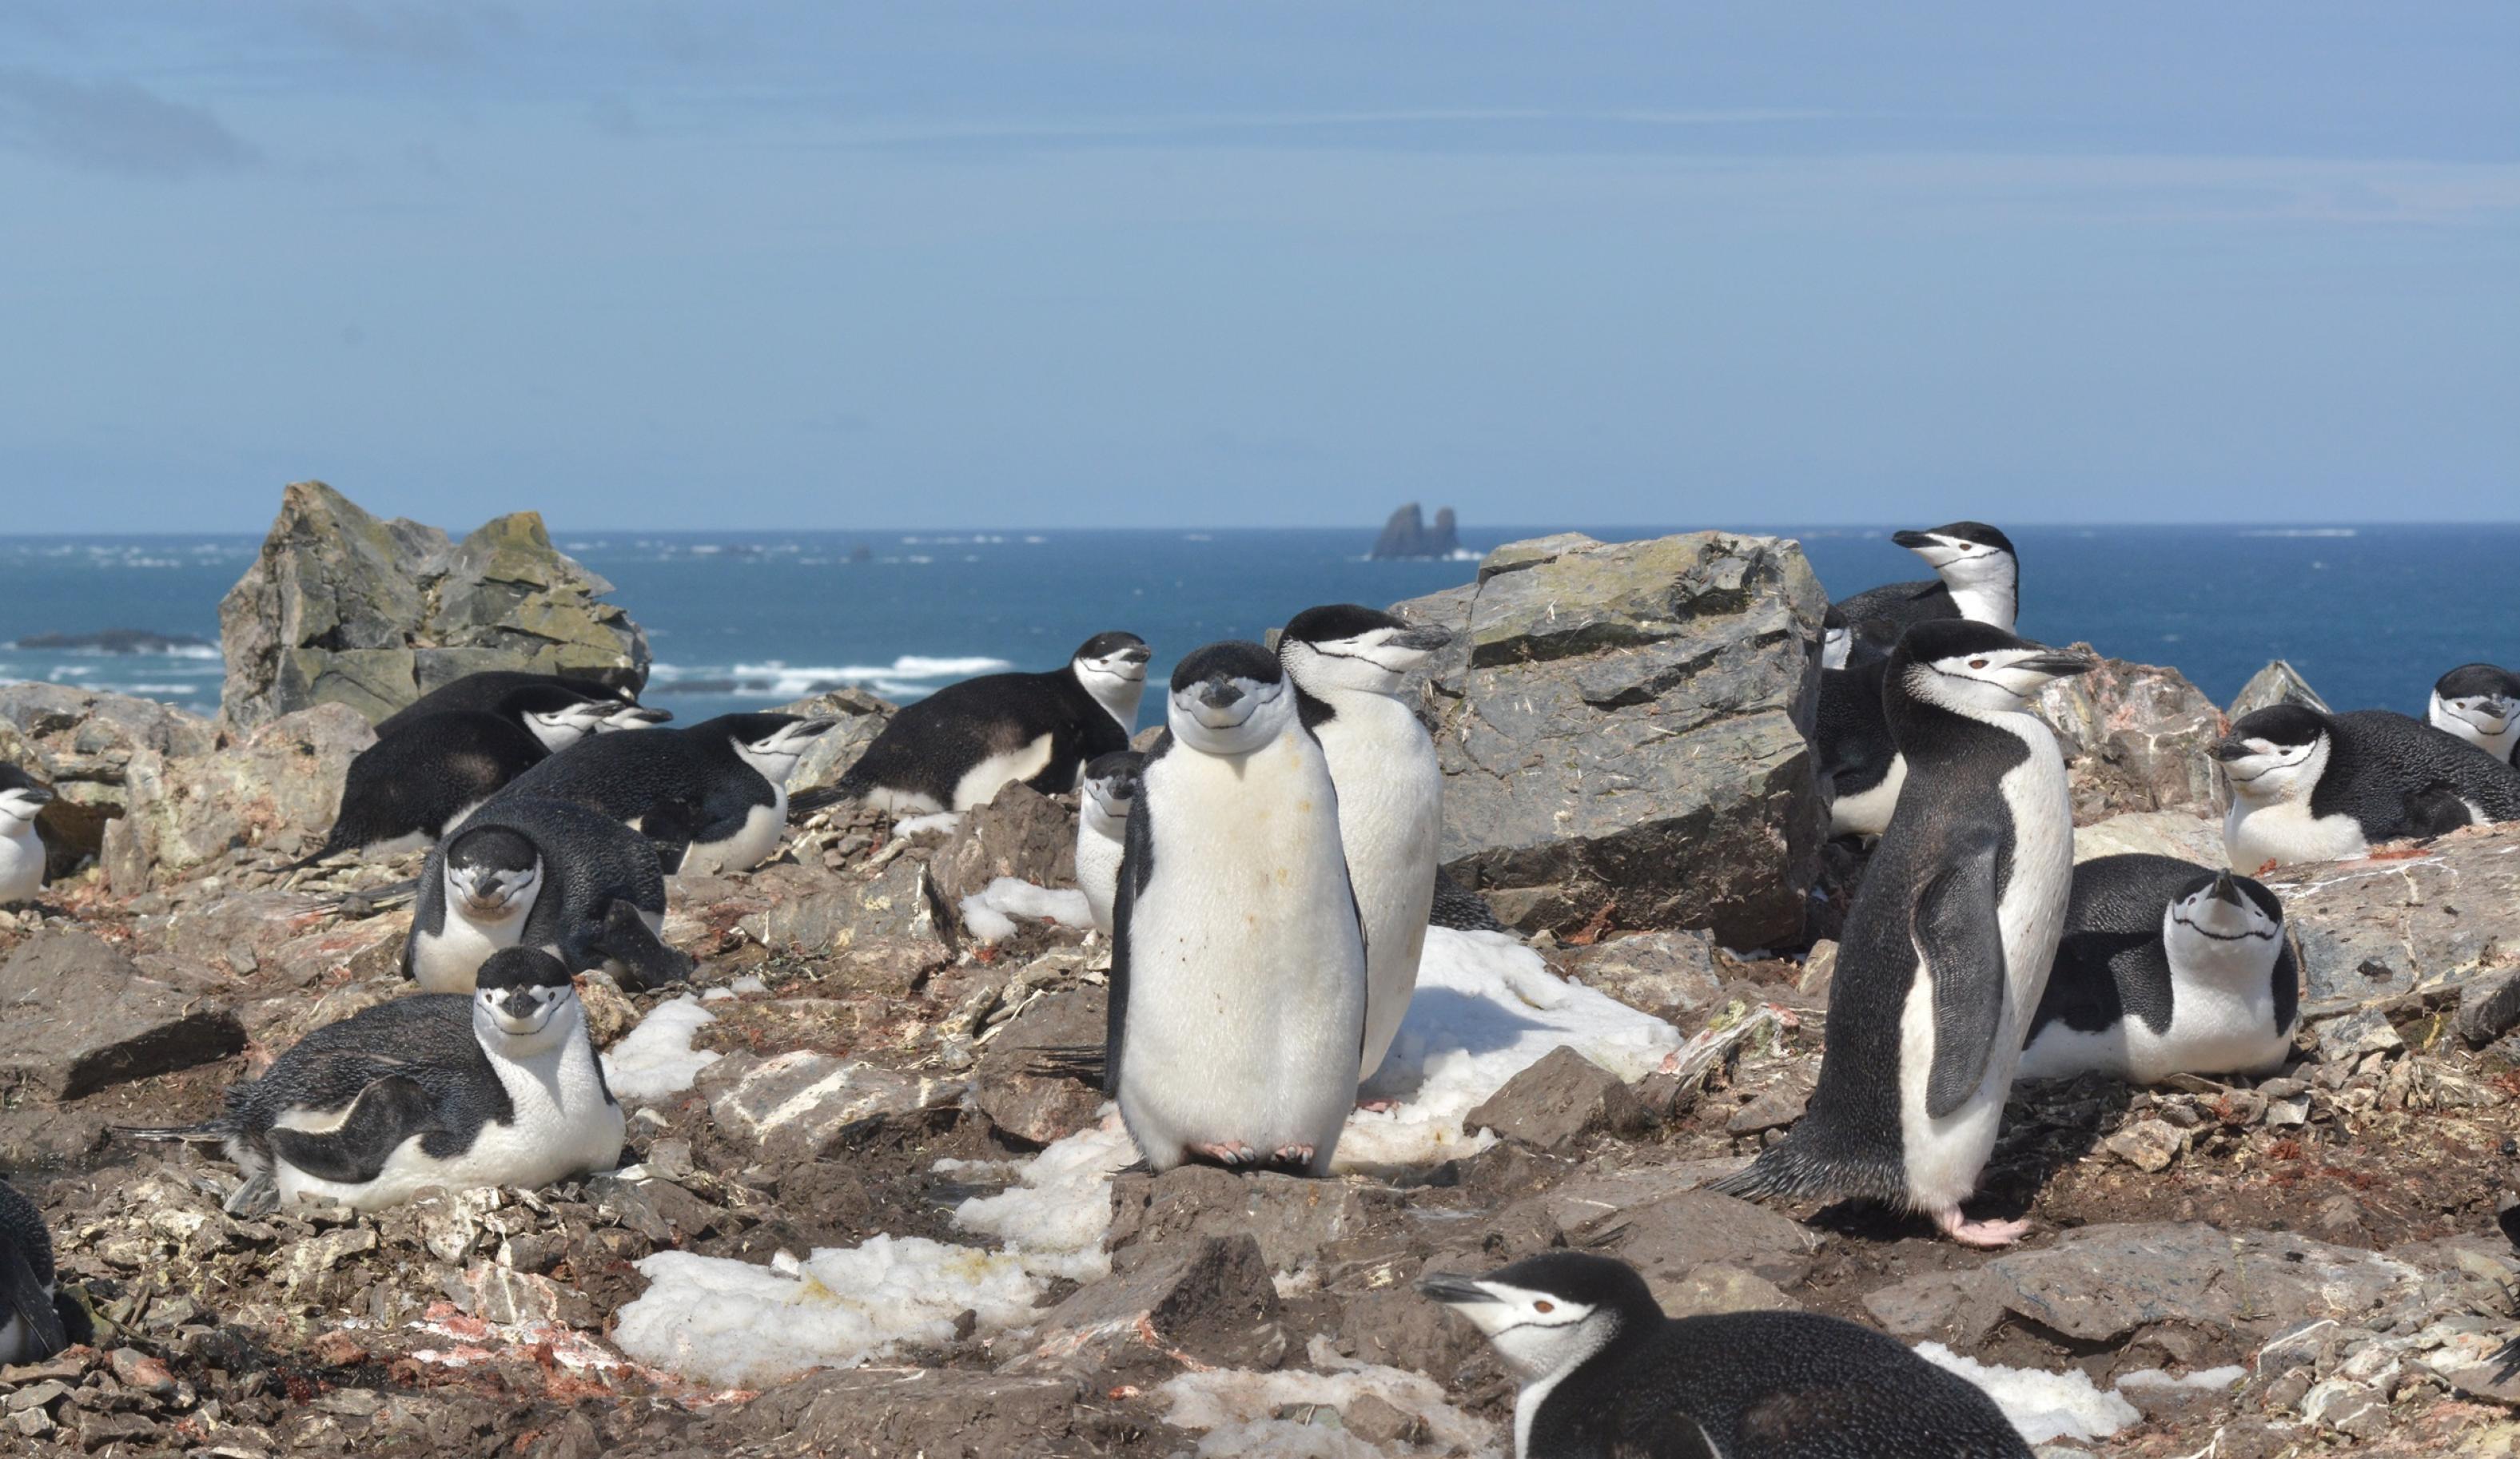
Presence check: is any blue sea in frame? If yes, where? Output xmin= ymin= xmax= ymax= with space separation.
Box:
xmin=1 ymin=526 xmax=2513 ymax=727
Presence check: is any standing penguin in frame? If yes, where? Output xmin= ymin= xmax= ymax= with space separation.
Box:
xmin=122 ymin=948 xmax=623 ymax=1216
xmin=494 ymin=713 xmax=835 ymax=877
xmin=294 ymin=684 xmax=620 ymax=867
xmin=1277 ymin=604 xmax=1451 ymax=1081
xmin=1073 ymin=749 xmax=1142 ymax=936
xmin=2 ymin=1176 xmax=88 ymax=1365
xmin=1825 ymin=522 xmax=2019 ymax=668
xmin=376 ymin=670 xmax=668 ymax=737
xmin=1109 ymin=642 xmax=1366 ymax=1175
xmin=1419 ymin=1251 xmax=2032 ymax=1458
xmin=791 ymin=632 xmax=1150 ymax=818
xmin=2215 ymin=703 xmax=2520 ymax=870
xmin=1717 ymin=621 xmax=2094 ymax=1246
xmin=404 ymin=795 xmax=690 ymax=993
xmin=2018 ymin=856 xmax=2299 ymax=1084
xmin=0 ymin=766 xmax=54 ymax=905
xmin=2430 ymin=664 xmax=2520 ymax=766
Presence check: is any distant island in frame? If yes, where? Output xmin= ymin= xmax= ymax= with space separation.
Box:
xmin=1370 ymin=503 xmax=1464 ymax=559
xmin=10 ymin=628 xmax=214 ymax=654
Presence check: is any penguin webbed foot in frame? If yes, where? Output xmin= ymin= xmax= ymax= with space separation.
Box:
xmin=1930 ymin=1207 xmax=2029 ymax=1248
xmin=1188 ymin=1140 xmax=1261 ymax=1170
xmin=1265 ymin=1143 xmax=1316 ymax=1175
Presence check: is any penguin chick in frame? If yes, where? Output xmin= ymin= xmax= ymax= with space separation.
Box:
xmin=1419 ymin=1250 xmax=2032 ymax=1458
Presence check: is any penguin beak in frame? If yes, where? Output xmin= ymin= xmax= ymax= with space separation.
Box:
xmin=1196 ymin=677 xmax=1244 ymax=710
xmin=2207 ymin=870 xmax=2246 ymax=908
xmin=790 ymin=719 xmax=837 ymax=741
xmin=609 ymin=705 xmax=672 ymax=728
xmin=2209 ymin=737 xmax=2255 ymax=763
xmin=1415 ymin=1273 xmax=1496 ymax=1307
xmin=1392 ymin=625 xmax=1454 ymax=653
xmin=3 ymin=785 xmax=54 ymax=812
xmin=1117 ymin=645 xmax=1153 ymax=667
xmin=1889 ymin=530 xmax=1936 ymax=550
xmin=2016 ymin=648 xmax=2099 ymax=679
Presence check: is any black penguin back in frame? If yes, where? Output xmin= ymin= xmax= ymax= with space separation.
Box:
xmin=1816 ymin=656 xmax=1897 ymax=797
xmin=308 ymin=710 xmax=551 ymax=862
xmin=2315 ymin=710 xmax=2520 ymax=835
xmin=838 ymin=663 xmax=1126 ymax=806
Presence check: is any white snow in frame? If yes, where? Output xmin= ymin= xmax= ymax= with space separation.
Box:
xmin=2117 ymin=1365 xmax=2246 ymax=1396
xmin=611 ymin=1235 xmax=1042 ymax=1388
xmin=949 ymin=1113 xmax=1141 ymax=1280
xmin=957 ymin=877 xmax=1093 ymax=943
xmin=1157 ymin=1337 xmax=1501 ymax=1458
xmin=600 ymin=996 xmax=722 ymax=1103
xmin=1914 ymin=1342 xmax=2142 ymax=1445
xmin=1336 ymin=927 xmax=1683 ymax=1171
xmin=894 ymin=811 xmax=961 ymax=838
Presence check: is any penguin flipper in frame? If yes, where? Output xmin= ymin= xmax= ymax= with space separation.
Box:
xmin=2404 ymin=782 xmax=2478 ymax=840
xmin=1916 ymin=841 xmax=2008 ymax=1119
xmin=264 ymin=1075 xmax=441 ymax=1185
xmin=639 ymin=797 xmax=699 ymax=877
xmin=2 ymin=1242 xmax=66 ymax=1359
xmin=1105 ymin=769 xmax=1160 ymax=1098
xmin=584 ymin=898 xmax=694 ymax=994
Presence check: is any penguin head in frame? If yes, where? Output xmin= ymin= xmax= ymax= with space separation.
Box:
xmin=2432 ymin=663 xmax=2520 ymax=741
xmin=596 ymin=703 xmax=673 ymax=733
xmin=1081 ymin=749 xmax=1142 ymax=826
xmin=1278 ymin=604 xmax=1453 ymax=697
xmin=1165 ymin=641 xmax=1296 ymax=757
xmin=441 ymin=825 xmax=545 ymax=923
xmin=1417 ymin=1252 xmax=1659 ymax=1386
xmin=1890 ymin=520 xmax=2016 ymax=587
xmin=471 ymin=947 xmax=582 ymax=1053
xmin=2212 ymin=704 xmax=2332 ymax=804
xmin=1893 ymin=620 xmax=2096 ymax=716
xmin=2164 ymin=868 xmax=2285 ymax=976
xmin=1820 ymin=607 xmax=1901 ymax=670
xmin=491 ymin=684 xmax=619 ymax=753
xmin=0 ymin=765 xmax=54 ymax=825
xmin=1072 ymin=632 xmax=1154 ymax=723
xmin=707 ymin=714 xmax=837 ymax=783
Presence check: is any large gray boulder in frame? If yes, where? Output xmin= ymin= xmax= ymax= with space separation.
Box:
xmin=2032 ymin=650 xmax=2227 ymax=824
xmin=776 ymin=685 xmax=896 ymax=801
xmin=0 ymin=684 xmax=219 ymax=877
xmin=102 ymin=702 xmax=374 ymax=890
xmin=218 ymin=481 xmax=649 ymax=730
xmin=2229 ymin=659 xmax=2328 ymax=719
xmin=2260 ymin=822 xmax=2520 ymax=1007
xmin=1390 ymin=531 xmax=1826 ymax=948
xmin=0 ymin=931 xmax=245 ymax=1100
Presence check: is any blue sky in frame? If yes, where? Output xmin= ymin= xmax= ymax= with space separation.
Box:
xmin=2 ymin=3 xmax=2513 ymax=532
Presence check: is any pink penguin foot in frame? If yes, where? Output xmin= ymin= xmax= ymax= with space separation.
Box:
xmin=1191 ymin=1141 xmax=1260 ymax=1168
xmin=1355 ymin=1097 xmax=1399 ymax=1114
xmin=1270 ymin=1144 xmax=1317 ymax=1171
xmin=1933 ymin=1208 xmax=2030 ymax=1248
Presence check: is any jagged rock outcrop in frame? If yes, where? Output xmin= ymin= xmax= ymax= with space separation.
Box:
xmin=2033 ymin=649 xmax=2227 ymax=824
xmin=2230 ymin=658 xmax=2328 ymax=718
xmin=0 ymin=684 xmax=219 ymax=877
xmin=2260 ymin=822 xmax=2520 ymax=1006
xmin=1390 ymin=531 xmax=1827 ymax=948
xmin=102 ymin=703 xmax=374 ymax=891
xmin=1370 ymin=502 xmax=1462 ymax=559
xmin=776 ymin=685 xmax=896 ymax=801
xmin=218 ymin=481 xmax=649 ymax=730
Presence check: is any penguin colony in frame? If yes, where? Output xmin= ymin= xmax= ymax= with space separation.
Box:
xmin=0 ymin=533 xmax=2506 ymax=1446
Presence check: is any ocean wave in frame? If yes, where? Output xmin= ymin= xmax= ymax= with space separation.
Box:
xmin=2237 ymin=527 xmax=2357 ymax=538
xmin=647 ymin=654 xmax=1014 ymax=702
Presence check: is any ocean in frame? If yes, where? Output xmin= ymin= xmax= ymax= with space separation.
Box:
xmin=2 ymin=525 xmax=2513 ymax=728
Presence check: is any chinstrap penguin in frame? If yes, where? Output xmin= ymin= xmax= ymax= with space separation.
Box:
xmin=1815 ymin=651 xmax=1904 ymax=840
xmin=2430 ymin=664 xmax=2520 ymax=767
xmin=1825 ymin=521 xmax=2019 ymax=669
xmin=1277 ymin=603 xmax=1451 ymax=1081
xmin=376 ymin=670 xmax=669 ymax=738
xmin=296 ymin=684 xmax=619 ymax=867
xmin=404 ymin=795 xmax=689 ymax=993
xmin=124 ymin=948 xmax=623 ymax=1216
xmin=1109 ymin=641 xmax=1366 ymax=1176
xmin=1419 ymin=1251 xmax=2032 ymax=1458
xmin=792 ymin=632 xmax=1150 ymax=818
xmin=2215 ymin=702 xmax=2520 ymax=871
xmin=1074 ymin=749 xmax=1142 ymax=936
xmin=1 ymin=1176 xmax=90 ymax=1365
xmin=0 ymin=765 xmax=55 ymax=905
xmin=1717 ymin=620 xmax=2094 ymax=1246
xmin=2018 ymin=855 xmax=2299 ymax=1084
xmin=495 ymin=712 xmax=835 ymax=877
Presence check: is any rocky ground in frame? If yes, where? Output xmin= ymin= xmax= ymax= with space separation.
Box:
xmin=5 ymin=795 xmax=2520 ymax=1457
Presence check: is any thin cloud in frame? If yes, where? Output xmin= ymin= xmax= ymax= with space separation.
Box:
xmin=0 ymin=67 xmax=257 ymax=177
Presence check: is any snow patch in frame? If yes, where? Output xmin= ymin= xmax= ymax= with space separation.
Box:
xmin=1157 ymin=1337 xmax=1501 ymax=1458
xmin=957 ymin=877 xmax=1093 ymax=943
xmin=1913 ymin=1342 xmax=2141 ymax=1445
xmin=894 ymin=811 xmax=961 ymax=838
xmin=949 ymin=1113 xmax=1140 ymax=1281
xmin=1336 ymin=927 xmax=1682 ymax=1171
xmin=600 ymin=996 xmax=721 ymax=1103
xmin=611 ymin=1235 xmax=1041 ymax=1388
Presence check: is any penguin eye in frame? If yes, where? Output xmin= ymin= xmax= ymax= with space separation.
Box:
xmin=1968 ymin=658 xmax=1989 ymax=670
xmin=1532 ymin=1299 xmax=1555 ymax=1314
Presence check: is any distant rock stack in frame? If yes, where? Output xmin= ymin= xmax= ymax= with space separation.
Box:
xmin=1370 ymin=503 xmax=1462 ymax=560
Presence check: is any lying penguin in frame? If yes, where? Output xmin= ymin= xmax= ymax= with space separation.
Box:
xmin=2216 ymin=702 xmax=2520 ymax=870
xmin=2 ymin=1176 xmax=89 ymax=1365
xmin=1073 ymin=749 xmax=1141 ymax=936
xmin=404 ymin=795 xmax=690 ymax=994
xmin=1419 ymin=1251 xmax=2032 ymax=1458
xmin=790 ymin=631 xmax=1150 ymax=819
xmin=2018 ymin=855 xmax=2299 ymax=1084
xmin=295 ymin=683 xmax=619 ymax=867
xmin=0 ymin=765 xmax=54 ymax=906
xmin=125 ymin=948 xmax=623 ymax=1216
xmin=2431 ymin=663 xmax=2520 ymax=766
xmin=494 ymin=712 xmax=834 ymax=877
xmin=376 ymin=670 xmax=668 ymax=737
xmin=1825 ymin=520 xmax=2020 ymax=669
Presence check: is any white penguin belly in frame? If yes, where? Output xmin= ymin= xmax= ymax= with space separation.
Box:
xmin=951 ymin=733 xmax=1057 ymax=812
xmin=1897 ymin=739 xmax=2074 ymax=1215
xmin=410 ymin=903 xmax=527 ymax=993
xmin=1319 ymin=699 xmax=1443 ymax=1081
xmin=2020 ymin=994 xmax=2291 ymax=1086
xmin=0 ymin=823 xmax=43 ymax=903
xmin=678 ymin=790 xmax=788 ymax=877
xmin=273 ymin=1043 xmax=624 ymax=1211
xmin=1076 ymin=822 xmax=1125 ymax=935
xmin=1829 ymin=755 xmax=1908 ymax=840
xmin=1118 ymin=736 xmax=1367 ymax=1173
xmin=2224 ymin=801 xmax=2367 ymax=871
